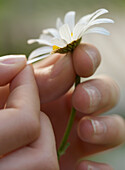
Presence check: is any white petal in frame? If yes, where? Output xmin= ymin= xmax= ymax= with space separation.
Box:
xmin=77 ymin=8 xmax=108 ymax=25
xmin=43 ymin=28 xmax=60 ymax=38
xmin=39 ymin=34 xmax=53 ymax=41
xmin=73 ymin=23 xmax=85 ymax=40
xmin=64 ymin=11 xmax=75 ymax=32
xmin=79 ymin=18 xmax=114 ymax=36
xmin=56 ymin=17 xmax=63 ymax=29
xmin=59 ymin=24 xmax=72 ymax=44
xmin=90 ymin=9 xmax=109 ymax=21
xmin=89 ymin=18 xmax=114 ymax=26
xmin=27 ymin=54 xmax=49 ymax=64
xmin=39 ymin=34 xmax=53 ymax=45
xmin=28 ymin=46 xmax=52 ymax=60
xmin=51 ymin=38 xmax=67 ymax=47
xmin=77 ymin=14 xmax=93 ymax=25
xmin=84 ymin=27 xmax=110 ymax=35
xmin=27 ymin=39 xmax=41 ymax=44
xmin=75 ymin=17 xmax=114 ymax=39
xmin=28 ymin=38 xmax=52 ymax=46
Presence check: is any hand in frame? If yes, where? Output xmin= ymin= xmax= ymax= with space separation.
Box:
xmin=34 ymin=44 xmax=125 ymax=170
xmin=0 ymin=56 xmax=59 ymax=170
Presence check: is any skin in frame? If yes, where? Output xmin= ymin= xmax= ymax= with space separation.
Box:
xmin=0 ymin=44 xmax=124 ymax=170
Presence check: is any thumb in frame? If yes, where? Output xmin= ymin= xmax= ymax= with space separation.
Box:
xmin=0 ymin=55 xmax=26 ymax=86
xmin=0 ymin=112 xmax=59 ymax=170
xmin=30 ymin=112 xmax=59 ymax=170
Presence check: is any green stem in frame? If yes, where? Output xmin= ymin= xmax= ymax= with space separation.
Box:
xmin=57 ymin=75 xmax=80 ymax=159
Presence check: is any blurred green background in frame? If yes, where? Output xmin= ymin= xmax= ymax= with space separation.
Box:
xmin=0 ymin=0 xmax=125 ymax=56
xmin=0 ymin=0 xmax=125 ymax=169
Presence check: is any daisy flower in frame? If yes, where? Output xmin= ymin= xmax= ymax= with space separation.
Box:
xmin=27 ymin=8 xmax=114 ymax=64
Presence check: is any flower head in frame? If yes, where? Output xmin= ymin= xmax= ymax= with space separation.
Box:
xmin=27 ymin=8 xmax=114 ymax=64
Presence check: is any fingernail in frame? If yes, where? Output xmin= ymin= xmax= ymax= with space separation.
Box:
xmin=0 ymin=55 xmax=26 ymax=64
xmin=78 ymin=118 xmax=107 ymax=142
xmin=82 ymin=84 xmax=101 ymax=113
xmin=84 ymin=48 xmax=99 ymax=72
xmin=90 ymin=119 xmax=107 ymax=135
xmin=88 ymin=165 xmax=99 ymax=170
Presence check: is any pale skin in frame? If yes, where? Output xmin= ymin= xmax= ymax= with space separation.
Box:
xmin=0 ymin=44 xmax=124 ymax=170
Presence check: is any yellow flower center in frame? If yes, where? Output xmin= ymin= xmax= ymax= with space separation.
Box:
xmin=53 ymin=45 xmax=60 ymax=51
xmin=71 ymin=32 xmax=73 ymax=37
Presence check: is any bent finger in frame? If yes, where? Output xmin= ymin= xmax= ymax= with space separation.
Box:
xmin=78 ymin=115 xmax=125 ymax=146
xmin=73 ymin=43 xmax=101 ymax=77
xmin=72 ymin=75 xmax=120 ymax=114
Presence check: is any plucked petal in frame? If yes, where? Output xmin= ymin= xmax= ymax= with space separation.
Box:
xmin=43 ymin=28 xmax=60 ymax=38
xmin=28 ymin=46 xmax=52 ymax=60
xmin=84 ymin=27 xmax=110 ymax=35
xmin=56 ymin=17 xmax=63 ymax=29
xmin=27 ymin=54 xmax=49 ymax=64
xmin=64 ymin=11 xmax=75 ymax=32
xmin=59 ymin=24 xmax=72 ymax=44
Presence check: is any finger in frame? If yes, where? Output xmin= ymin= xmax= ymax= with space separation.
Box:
xmin=73 ymin=43 xmax=101 ymax=77
xmin=76 ymin=160 xmax=113 ymax=170
xmin=0 ymin=65 xmax=40 ymax=155
xmin=0 ymin=112 xmax=59 ymax=170
xmin=34 ymin=44 xmax=101 ymax=103
xmin=0 ymin=55 xmax=26 ymax=108
xmin=78 ymin=115 xmax=125 ymax=146
xmin=0 ymin=55 xmax=26 ymax=86
xmin=72 ymin=75 xmax=120 ymax=114
xmin=35 ymin=53 xmax=75 ymax=103
xmin=33 ymin=53 xmax=62 ymax=68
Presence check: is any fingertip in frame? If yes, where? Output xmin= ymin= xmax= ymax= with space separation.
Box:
xmin=77 ymin=117 xmax=94 ymax=142
xmin=9 ymin=65 xmax=35 ymax=91
xmin=77 ymin=115 xmax=125 ymax=146
xmin=72 ymin=76 xmax=120 ymax=114
xmin=0 ymin=55 xmax=26 ymax=86
xmin=72 ymin=83 xmax=90 ymax=113
xmin=73 ymin=43 xmax=101 ymax=77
